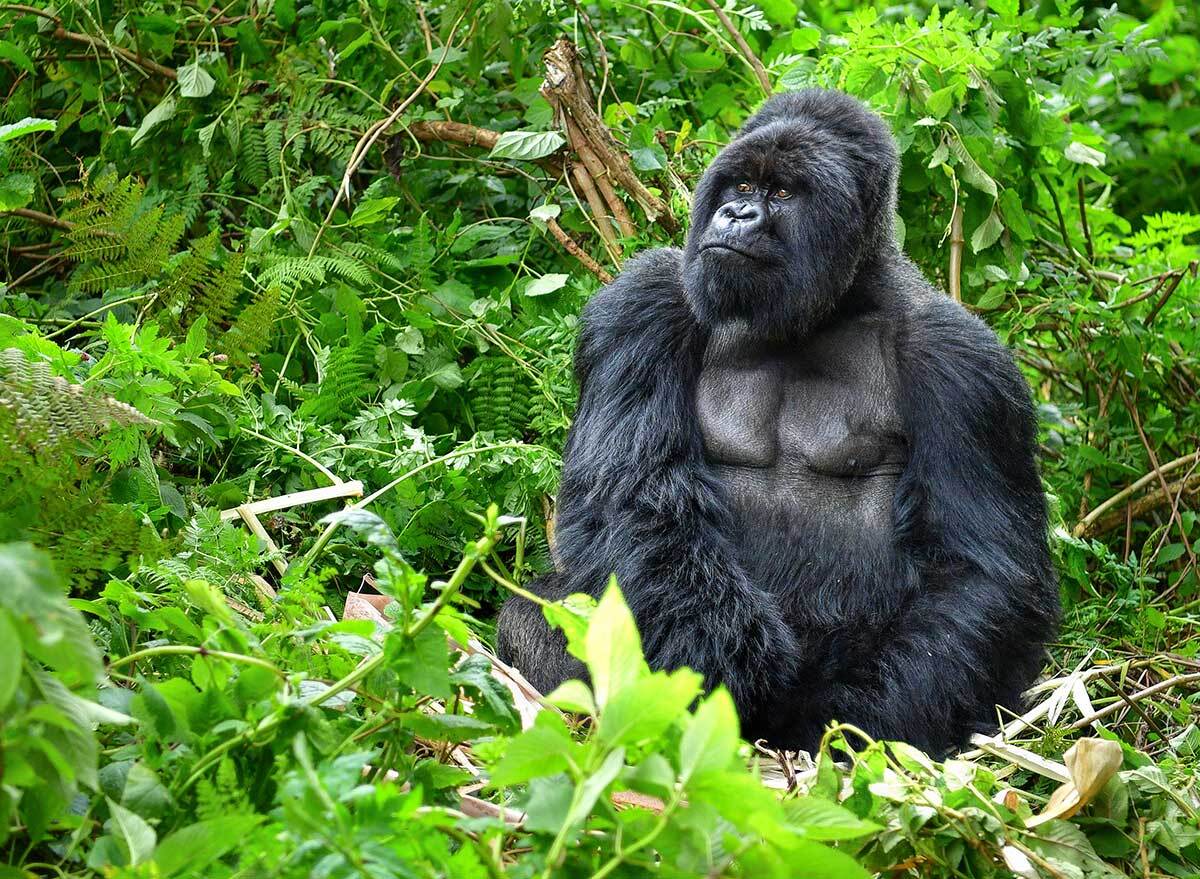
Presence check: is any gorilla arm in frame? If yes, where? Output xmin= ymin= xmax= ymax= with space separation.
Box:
xmin=546 ymin=249 xmax=800 ymax=714
xmin=833 ymin=289 xmax=1059 ymax=752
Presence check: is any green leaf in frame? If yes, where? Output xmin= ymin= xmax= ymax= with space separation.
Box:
xmin=788 ymin=795 xmax=882 ymax=840
xmin=521 ymin=774 xmax=575 ymax=833
xmin=178 ymin=62 xmax=216 ymax=98
xmin=546 ymin=678 xmax=596 ymax=715
xmin=0 ymin=117 xmax=56 ymax=142
xmin=681 ymin=51 xmax=725 ymax=72
xmin=988 ymin=0 xmax=1019 ymax=18
xmin=398 ymin=711 xmax=495 ymax=743
xmin=0 ymin=40 xmax=35 ymax=75
xmin=585 ymin=580 xmax=646 ymax=710
xmin=791 ymin=27 xmax=821 ymax=51
xmin=0 ymin=609 xmax=21 ymax=713
xmin=598 ymin=668 xmax=703 ymax=746
xmin=489 ymin=130 xmax=565 ymax=161
xmin=154 ymin=815 xmax=265 ymax=877
xmin=525 ymin=273 xmax=570 ymax=297
xmin=0 ymin=172 xmax=34 ymax=212
xmin=275 ymin=0 xmax=295 ymax=28
xmin=106 ymin=798 xmax=157 ymax=866
xmin=679 ymin=688 xmax=739 ymax=782
xmin=926 ymin=85 xmax=958 ymax=118
xmin=131 ymin=95 xmax=177 ymax=147
xmin=756 ymin=0 xmax=797 ymax=26
xmin=566 ymin=746 xmax=625 ymax=827
xmin=971 ymin=209 xmax=1004 ymax=253
xmin=387 ymin=625 xmax=451 ymax=698
xmin=490 ymin=713 xmax=575 ymax=786
xmin=948 ymin=138 xmax=997 ymax=197
xmin=349 ymin=196 xmax=401 ymax=226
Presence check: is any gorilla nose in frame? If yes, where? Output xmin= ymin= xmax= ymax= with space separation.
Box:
xmin=713 ymin=200 xmax=764 ymax=233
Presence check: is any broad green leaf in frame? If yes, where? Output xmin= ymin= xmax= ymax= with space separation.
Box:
xmin=585 ymin=581 xmax=646 ymax=709
xmin=521 ymin=774 xmax=575 ymax=833
xmin=791 ymin=27 xmax=821 ymax=51
xmin=970 ymin=209 xmax=1005 ymax=253
xmin=387 ymin=625 xmax=451 ymax=698
xmin=275 ymin=0 xmax=295 ymax=28
xmin=0 ymin=117 xmax=55 ymax=142
xmin=988 ymin=0 xmax=1019 ymax=18
xmin=788 ymin=795 xmax=882 ymax=840
xmin=0 ymin=40 xmax=35 ymax=75
xmin=598 ymin=668 xmax=702 ymax=746
xmin=546 ymin=678 xmax=596 ymax=715
xmin=490 ymin=714 xmax=575 ymax=786
xmin=178 ymin=62 xmax=216 ymax=98
xmin=350 ymin=196 xmax=401 ymax=226
xmin=525 ymin=273 xmax=570 ymax=297
xmin=681 ymin=51 xmax=725 ymax=72
xmin=948 ymin=137 xmax=997 ymax=197
xmin=489 ymin=130 xmax=565 ymax=161
xmin=106 ymin=798 xmax=157 ymax=866
xmin=757 ymin=0 xmax=797 ymax=26
xmin=679 ymin=688 xmax=740 ymax=782
xmin=154 ymin=815 xmax=265 ymax=877
xmin=398 ymin=711 xmax=494 ymax=743
xmin=131 ymin=95 xmax=177 ymax=147
xmin=0 ymin=609 xmax=20 ymax=713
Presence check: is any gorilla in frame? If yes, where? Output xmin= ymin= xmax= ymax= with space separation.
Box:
xmin=497 ymin=89 xmax=1059 ymax=755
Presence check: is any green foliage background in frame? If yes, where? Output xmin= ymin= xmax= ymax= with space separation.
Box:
xmin=0 ymin=0 xmax=1198 ymax=875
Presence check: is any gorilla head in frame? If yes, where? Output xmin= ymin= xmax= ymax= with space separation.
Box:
xmin=682 ymin=89 xmax=900 ymax=339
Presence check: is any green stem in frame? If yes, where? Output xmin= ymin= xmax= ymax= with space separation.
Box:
xmin=108 ymin=645 xmax=284 ymax=677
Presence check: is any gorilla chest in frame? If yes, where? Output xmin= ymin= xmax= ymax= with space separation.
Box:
xmin=696 ymin=316 xmax=907 ymax=528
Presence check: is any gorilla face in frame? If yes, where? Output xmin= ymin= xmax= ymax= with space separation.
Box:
xmin=682 ymin=90 xmax=899 ymax=340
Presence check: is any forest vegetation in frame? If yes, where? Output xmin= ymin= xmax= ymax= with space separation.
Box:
xmin=0 ymin=0 xmax=1198 ymax=876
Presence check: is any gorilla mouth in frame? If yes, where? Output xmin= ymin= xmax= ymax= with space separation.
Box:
xmin=702 ymin=243 xmax=759 ymax=260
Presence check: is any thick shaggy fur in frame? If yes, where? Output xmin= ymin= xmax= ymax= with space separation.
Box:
xmin=497 ymin=89 xmax=1059 ymax=755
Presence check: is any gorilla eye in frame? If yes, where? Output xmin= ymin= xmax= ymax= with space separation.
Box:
xmin=775 ymin=188 xmax=793 ymax=199
xmin=736 ymin=182 xmax=754 ymax=193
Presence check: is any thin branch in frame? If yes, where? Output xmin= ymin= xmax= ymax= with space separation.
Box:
xmin=546 ymin=218 xmax=614 ymax=284
xmin=51 ymin=26 xmax=177 ymax=78
xmin=1074 ymin=452 xmax=1200 ymax=537
xmin=1070 ymin=672 xmax=1200 ymax=729
xmin=1143 ymin=260 xmax=1197 ymax=327
xmin=565 ymin=116 xmax=635 ymax=239
xmin=948 ymin=200 xmax=964 ymax=301
xmin=1076 ymin=178 xmax=1094 ymax=263
xmin=3 ymin=207 xmax=73 ymax=231
xmin=701 ymin=0 xmax=771 ymax=95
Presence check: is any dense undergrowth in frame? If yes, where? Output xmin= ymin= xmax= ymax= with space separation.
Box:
xmin=1 ymin=0 xmax=1198 ymax=875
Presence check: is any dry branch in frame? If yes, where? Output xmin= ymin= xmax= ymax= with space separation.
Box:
xmin=219 ymin=481 xmax=365 ymax=521
xmin=1074 ymin=451 xmax=1200 ymax=537
xmin=541 ymin=38 xmax=678 ymax=233
xmin=52 ymin=26 xmax=177 ymax=78
xmin=565 ymin=116 xmax=636 ymax=239
xmin=546 ymin=218 xmax=614 ymax=283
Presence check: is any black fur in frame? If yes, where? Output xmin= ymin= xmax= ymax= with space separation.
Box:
xmin=497 ymin=89 xmax=1058 ymax=755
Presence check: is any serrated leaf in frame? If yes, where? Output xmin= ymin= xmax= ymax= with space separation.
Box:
xmin=177 ymin=62 xmax=215 ymax=98
xmin=490 ymin=714 xmax=574 ymax=786
xmin=489 ymin=130 xmax=565 ymax=161
xmin=154 ymin=815 xmax=264 ymax=877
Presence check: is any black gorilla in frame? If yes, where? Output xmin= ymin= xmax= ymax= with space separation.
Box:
xmin=497 ymin=89 xmax=1058 ymax=755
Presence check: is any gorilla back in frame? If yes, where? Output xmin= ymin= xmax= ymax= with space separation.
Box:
xmin=497 ymin=89 xmax=1059 ymax=756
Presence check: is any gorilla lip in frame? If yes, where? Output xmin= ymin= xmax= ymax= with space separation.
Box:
xmin=701 ymin=243 xmax=758 ymax=260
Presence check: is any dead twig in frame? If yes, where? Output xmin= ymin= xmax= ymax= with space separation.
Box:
xmin=1142 ymin=260 xmax=1197 ymax=327
xmin=1076 ymin=178 xmax=1094 ymax=263
xmin=51 ymin=26 xmax=177 ymax=78
xmin=541 ymin=38 xmax=677 ymax=233
xmin=2 ymin=207 xmax=74 ymax=232
xmin=1069 ymin=672 xmax=1200 ymax=729
xmin=565 ymin=116 xmax=636 ymax=239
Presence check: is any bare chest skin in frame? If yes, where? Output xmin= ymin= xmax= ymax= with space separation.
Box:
xmin=696 ymin=314 xmax=907 ymax=531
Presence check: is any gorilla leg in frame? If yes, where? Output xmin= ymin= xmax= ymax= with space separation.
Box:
xmin=495 ymin=573 xmax=586 ymax=695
